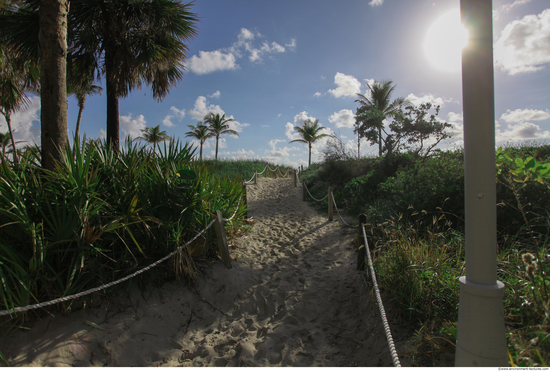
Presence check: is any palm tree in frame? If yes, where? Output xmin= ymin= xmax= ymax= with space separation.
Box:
xmin=203 ymin=113 xmax=238 ymax=160
xmin=0 ymin=44 xmax=39 ymax=166
xmin=69 ymin=0 xmax=199 ymax=151
xmin=289 ymin=119 xmax=332 ymax=167
xmin=68 ymin=77 xmax=102 ymax=140
xmin=185 ymin=121 xmax=213 ymax=161
xmin=137 ymin=125 xmax=171 ymax=152
xmin=355 ymin=80 xmax=406 ymax=157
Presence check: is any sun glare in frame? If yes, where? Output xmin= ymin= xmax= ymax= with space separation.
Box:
xmin=423 ymin=9 xmax=469 ymax=73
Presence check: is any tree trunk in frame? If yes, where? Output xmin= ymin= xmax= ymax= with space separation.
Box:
xmin=39 ymin=0 xmax=68 ymax=170
xmin=378 ymin=127 xmax=382 ymax=157
xmin=200 ymin=140 xmax=203 ymax=161
xmin=308 ymin=142 xmax=311 ymax=167
xmin=215 ymin=134 xmax=219 ymax=160
xmin=4 ymin=113 xmax=18 ymax=165
xmin=75 ymin=99 xmax=84 ymax=139
xmin=105 ymin=54 xmax=120 ymax=151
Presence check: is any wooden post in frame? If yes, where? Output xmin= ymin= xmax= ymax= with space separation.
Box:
xmin=302 ymin=181 xmax=306 ymax=201
xmin=275 ymin=166 xmax=278 ymax=179
xmin=214 ymin=210 xmax=232 ymax=268
xmin=294 ymin=170 xmax=297 ymax=187
xmin=357 ymin=214 xmax=367 ymax=271
xmin=328 ymin=186 xmax=334 ymax=221
xmin=242 ymin=181 xmax=248 ymax=219
xmin=301 ymin=165 xmax=303 ymax=173
xmin=254 ymin=171 xmax=257 ymax=184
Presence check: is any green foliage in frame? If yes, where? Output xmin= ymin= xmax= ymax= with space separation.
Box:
xmin=0 ymin=137 xmax=248 ymax=321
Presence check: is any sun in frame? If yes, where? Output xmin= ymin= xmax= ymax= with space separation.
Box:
xmin=423 ymin=9 xmax=469 ymax=73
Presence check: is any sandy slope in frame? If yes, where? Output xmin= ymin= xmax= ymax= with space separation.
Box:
xmin=0 ymin=177 xmax=410 ymax=367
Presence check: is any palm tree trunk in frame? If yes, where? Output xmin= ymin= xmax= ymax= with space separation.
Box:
xmin=39 ymin=0 xmax=69 ymax=171
xmin=215 ymin=134 xmax=219 ymax=160
xmin=200 ymin=140 xmax=203 ymax=161
xmin=105 ymin=46 xmax=120 ymax=152
xmin=378 ymin=127 xmax=382 ymax=157
xmin=308 ymin=142 xmax=312 ymax=167
xmin=4 ymin=113 xmax=18 ymax=165
xmin=75 ymin=100 xmax=84 ymax=139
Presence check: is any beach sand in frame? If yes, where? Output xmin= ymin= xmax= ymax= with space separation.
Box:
xmin=0 ymin=177 xmax=411 ymax=367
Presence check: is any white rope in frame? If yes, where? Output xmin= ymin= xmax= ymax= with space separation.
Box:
xmin=223 ymin=197 xmax=243 ymax=222
xmin=267 ymin=165 xmax=278 ymax=172
xmin=0 ymin=219 xmax=217 ymax=317
xmin=331 ymin=191 xmax=359 ymax=228
xmin=256 ymin=164 xmax=269 ymax=176
xmin=244 ymin=172 xmax=256 ymax=184
xmin=303 ymin=181 xmax=328 ymax=202
xmin=361 ymin=224 xmax=401 ymax=367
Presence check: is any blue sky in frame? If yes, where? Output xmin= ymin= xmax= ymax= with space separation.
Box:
xmin=2 ymin=0 xmax=550 ymax=167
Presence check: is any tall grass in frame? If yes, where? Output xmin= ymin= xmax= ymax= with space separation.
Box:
xmin=0 ymin=138 xmax=248 ymax=323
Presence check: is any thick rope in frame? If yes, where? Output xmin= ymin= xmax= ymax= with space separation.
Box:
xmin=331 ymin=191 xmax=359 ymax=228
xmin=223 ymin=197 xmax=243 ymax=222
xmin=0 ymin=219 xmax=216 ymax=317
xmin=361 ymin=224 xmax=401 ymax=367
xmin=303 ymin=181 xmax=328 ymax=202
xmin=256 ymin=164 xmax=269 ymax=176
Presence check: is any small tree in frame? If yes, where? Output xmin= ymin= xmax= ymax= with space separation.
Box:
xmin=203 ymin=112 xmax=238 ymax=160
xmin=185 ymin=121 xmax=213 ymax=161
xmin=68 ymin=76 xmax=102 ymax=139
xmin=289 ymin=119 xmax=332 ymax=167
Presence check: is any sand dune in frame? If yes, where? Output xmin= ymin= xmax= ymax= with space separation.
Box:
xmin=0 ymin=177 xmax=409 ymax=367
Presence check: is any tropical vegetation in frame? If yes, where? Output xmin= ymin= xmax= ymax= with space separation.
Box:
xmin=203 ymin=113 xmax=238 ymax=160
xmin=185 ymin=121 xmax=213 ymax=161
xmin=300 ymin=142 xmax=550 ymax=366
xmin=289 ymin=118 xmax=332 ymax=167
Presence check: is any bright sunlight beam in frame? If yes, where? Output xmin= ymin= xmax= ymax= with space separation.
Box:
xmin=423 ymin=9 xmax=469 ymax=73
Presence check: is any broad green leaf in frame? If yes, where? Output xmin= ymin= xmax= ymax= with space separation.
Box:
xmin=524 ymin=157 xmax=535 ymax=169
xmin=515 ymin=158 xmax=524 ymax=168
xmin=177 ymin=169 xmax=197 ymax=181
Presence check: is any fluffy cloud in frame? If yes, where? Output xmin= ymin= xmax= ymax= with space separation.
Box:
xmin=0 ymin=95 xmax=41 ymax=149
xmin=208 ymin=90 xmax=221 ymax=99
xmin=494 ymin=9 xmax=550 ymax=75
xmin=220 ymin=148 xmax=256 ymax=160
xmin=369 ymin=0 xmax=384 ymax=6
xmin=285 ymin=111 xmax=317 ymax=141
xmin=328 ymin=109 xmax=356 ymax=128
xmin=500 ymin=108 xmax=550 ymax=123
xmin=120 ymin=113 xmax=147 ymax=140
xmin=497 ymin=122 xmax=550 ymax=142
xmin=328 ymin=72 xmax=361 ymax=98
xmin=406 ymin=93 xmax=446 ymax=107
xmin=189 ymin=96 xmax=224 ymax=121
xmin=188 ymin=50 xmax=238 ymax=75
xmin=162 ymin=106 xmax=185 ymax=127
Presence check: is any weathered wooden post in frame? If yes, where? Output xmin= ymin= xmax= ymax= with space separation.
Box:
xmin=242 ymin=181 xmax=248 ymax=220
xmin=214 ymin=210 xmax=232 ymax=268
xmin=357 ymin=214 xmax=367 ymax=271
xmin=328 ymin=186 xmax=334 ymax=221
xmin=302 ymin=181 xmax=306 ymax=201
xmin=294 ymin=170 xmax=297 ymax=187
xmin=254 ymin=171 xmax=257 ymax=184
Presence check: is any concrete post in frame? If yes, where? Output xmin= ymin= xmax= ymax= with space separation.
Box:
xmin=357 ymin=214 xmax=367 ymax=271
xmin=328 ymin=187 xmax=333 ymax=221
xmin=455 ymin=0 xmax=507 ymax=366
xmin=214 ymin=210 xmax=232 ymax=269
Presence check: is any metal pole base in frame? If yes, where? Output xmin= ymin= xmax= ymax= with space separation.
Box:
xmin=455 ymin=276 xmax=507 ymax=367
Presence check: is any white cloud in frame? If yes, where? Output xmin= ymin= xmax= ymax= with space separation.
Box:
xmin=328 ymin=72 xmax=361 ymax=98
xmin=220 ymin=148 xmax=256 ymax=160
xmin=495 ymin=9 xmax=550 ymax=75
xmin=162 ymin=106 xmax=185 ymax=127
xmin=328 ymin=109 xmax=356 ymax=128
xmin=208 ymin=90 xmax=221 ymax=99
xmin=285 ymin=38 xmax=297 ymax=50
xmin=406 ymin=93 xmax=446 ymax=107
xmin=238 ymin=28 xmax=255 ymax=41
xmin=120 ymin=113 xmax=147 ymax=140
xmin=188 ymin=50 xmax=238 ymax=75
xmin=314 ymin=92 xmax=323 ymax=97
xmin=369 ymin=0 xmax=384 ymax=6
xmin=495 ymin=0 xmax=533 ymax=18
xmin=286 ymin=111 xmax=317 ymax=141
xmin=0 ymin=95 xmax=41 ymax=149
xmin=500 ymin=108 xmax=550 ymax=123
xmin=497 ymin=122 xmax=550 ymax=142
xmin=446 ymin=111 xmax=464 ymax=140
xmin=189 ymin=96 xmax=224 ymax=121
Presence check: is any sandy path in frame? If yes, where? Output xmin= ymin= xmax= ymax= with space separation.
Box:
xmin=0 ymin=177 xmax=408 ymax=367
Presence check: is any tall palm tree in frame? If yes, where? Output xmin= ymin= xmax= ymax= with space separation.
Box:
xmin=185 ymin=121 xmax=213 ymax=161
xmin=69 ymin=0 xmax=199 ymax=151
xmin=289 ymin=119 xmax=331 ymax=167
xmin=355 ymin=80 xmax=406 ymax=157
xmin=203 ymin=112 xmax=238 ymax=160
xmin=137 ymin=125 xmax=171 ymax=152
xmin=68 ymin=77 xmax=102 ymax=140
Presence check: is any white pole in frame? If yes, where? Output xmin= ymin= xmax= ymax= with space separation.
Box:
xmin=455 ymin=0 xmax=507 ymax=366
